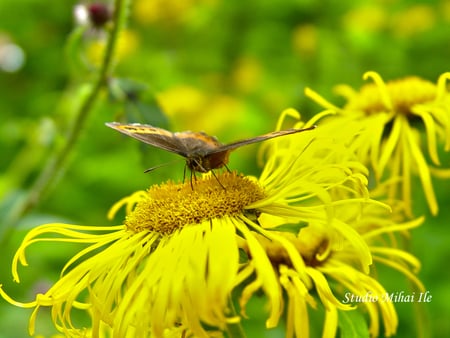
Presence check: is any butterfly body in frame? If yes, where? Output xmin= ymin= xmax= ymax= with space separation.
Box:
xmin=106 ymin=122 xmax=315 ymax=173
xmin=163 ymin=130 xmax=231 ymax=172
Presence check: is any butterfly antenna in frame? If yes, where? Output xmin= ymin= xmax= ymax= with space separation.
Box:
xmin=144 ymin=159 xmax=183 ymax=173
xmin=287 ymin=137 xmax=316 ymax=171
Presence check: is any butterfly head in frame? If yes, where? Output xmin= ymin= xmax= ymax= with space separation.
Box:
xmin=186 ymin=150 xmax=231 ymax=173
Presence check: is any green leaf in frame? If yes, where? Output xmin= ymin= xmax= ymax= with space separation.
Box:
xmin=338 ymin=310 xmax=370 ymax=338
xmin=107 ymin=77 xmax=170 ymax=129
xmin=273 ymin=221 xmax=308 ymax=234
xmin=108 ymin=77 xmax=148 ymax=102
xmin=124 ymin=99 xmax=169 ymax=129
xmin=65 ymin=25 xmax=89 ymax=76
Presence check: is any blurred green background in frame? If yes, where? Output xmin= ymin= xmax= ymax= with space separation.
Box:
xmin=1 ymin=0 xmax=449 ymax=337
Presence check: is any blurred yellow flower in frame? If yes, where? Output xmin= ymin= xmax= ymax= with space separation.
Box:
xmin=305 ymin=71 xmax=450 ymax=216
xmin=133 ymin=0 xmax=214 ymax=26
xmin=292 ymin=24 xmax=318 ymax=57
xmin=231 ymin=56 xmax=262 ymax=94
xmin=156 ymin=85 xmax=244 ymax=134
xmin=86 ymin=29 xmax=139 ymax=67
xmin=157 ymin=85 xmax=207 ymax=116
xmin=442 ymin=0 xmax=450 ymax=23
xmin=342 ymin=5 xmax=387 ymax=34
xmin=391 ymin=5 xmax=436 ymax=38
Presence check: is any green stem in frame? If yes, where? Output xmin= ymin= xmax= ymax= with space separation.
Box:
xmin=410 ymin=281 xmax=430 ymax=338
xmin=2 ymin=0 xmax=129 ymax=236
xmin=402 ymin=235 xmax=430 ymax=338
xmin=226 ymin=297 xmax=247 ymax=338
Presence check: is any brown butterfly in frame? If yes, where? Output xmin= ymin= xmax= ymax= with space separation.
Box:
xmin=106 ymin=122 xmax=315 ymax=175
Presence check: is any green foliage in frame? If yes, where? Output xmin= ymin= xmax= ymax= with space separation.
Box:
xmin=338 ymin=310 xmax=370 ymax=338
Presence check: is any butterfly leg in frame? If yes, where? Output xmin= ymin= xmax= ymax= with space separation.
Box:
xmin=183 ymin=164 xmax=196 ymax=190
xmin=224 ymin=163 xmax=232 ymax=173
xmin=210 ymin=170 xmax=225 ymax=189
xmin=189 ymin=169 xmax=199 ymax=190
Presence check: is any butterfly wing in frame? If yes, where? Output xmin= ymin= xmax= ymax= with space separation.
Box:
xmin=106 ymin=122 xmax=190 ymax=156
xmin=106 ymin=122 xmax=315 ymax=172
xmin=209 ymin=125 xmax=316 ymax=154
xmin=106 ymin=122 xmax=224 ymax=158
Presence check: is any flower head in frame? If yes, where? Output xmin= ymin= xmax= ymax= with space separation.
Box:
xmin=305 ymin=71 xmax=450 ymax=216
xmin=74 ymin=2 xmax=113 ymax=28
xmin=0 ymin=110 xmax=423 ymax=337
xmin=2 ymin=173 xmax=258 ymax=337
xmin=233 ymin=110 xmax=423 ymax=337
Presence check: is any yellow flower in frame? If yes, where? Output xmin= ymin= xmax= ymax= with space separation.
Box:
xmin=333 ymin=195 xmax=425 ymax=337
xmin=231 ymin=56 xmax=262 ymax=94
xmin=305 ymin=71 xmax=450 ymax=216
xmin=234 ymin=110 xmax=423 ymax=337
xmin=391 ymin=5 xmax=436 ymax=38
xmin=156 ymin=85 xmax=244 ymax=134
xmin=133 ymin=0 xmax=213 ymax=26
xmin=86 ymin=29 xmax=139 ymax=68
xmin=291 ymin=24 xmax=318 ymax=57
xmin=1 ymin=175 xmax=249 ymax=337
xmin=341 ymin=5 xmax=387 ymax=34
xmin=0 ymin=109 xmax=422 ymax=337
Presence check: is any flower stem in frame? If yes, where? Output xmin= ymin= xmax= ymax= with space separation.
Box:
xmin=226 ymin=297 xmax=247 ymax=338
xmin=2 ymin=0 xmax=129 ymax=239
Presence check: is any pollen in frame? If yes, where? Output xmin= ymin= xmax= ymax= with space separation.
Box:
xmin=346 ymin=76 xmax=437 ymax=115
xmin=125 ymin=172 xmax=265 ymax=234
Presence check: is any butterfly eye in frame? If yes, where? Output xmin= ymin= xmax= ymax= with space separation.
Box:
xmin=187 ymin=158 xmax=209 ymax=173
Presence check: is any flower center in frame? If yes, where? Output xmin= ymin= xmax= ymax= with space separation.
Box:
xmin=125 ymin=172 xmax=265 ymax=235
xmin=244 ymin=229 xmax=332 ymax=269
xmin=346 ymin=76 xmax=437 ymax=115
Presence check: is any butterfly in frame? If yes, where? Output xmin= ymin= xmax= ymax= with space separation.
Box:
xmin=106 ymin=122 xmax=316 ymax=175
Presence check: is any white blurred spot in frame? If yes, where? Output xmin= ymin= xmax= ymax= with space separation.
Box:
xmin=0 ymin=43 xmax=25 ymax=72
xmin=74 ymin=4 xmax=89 ymax=25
